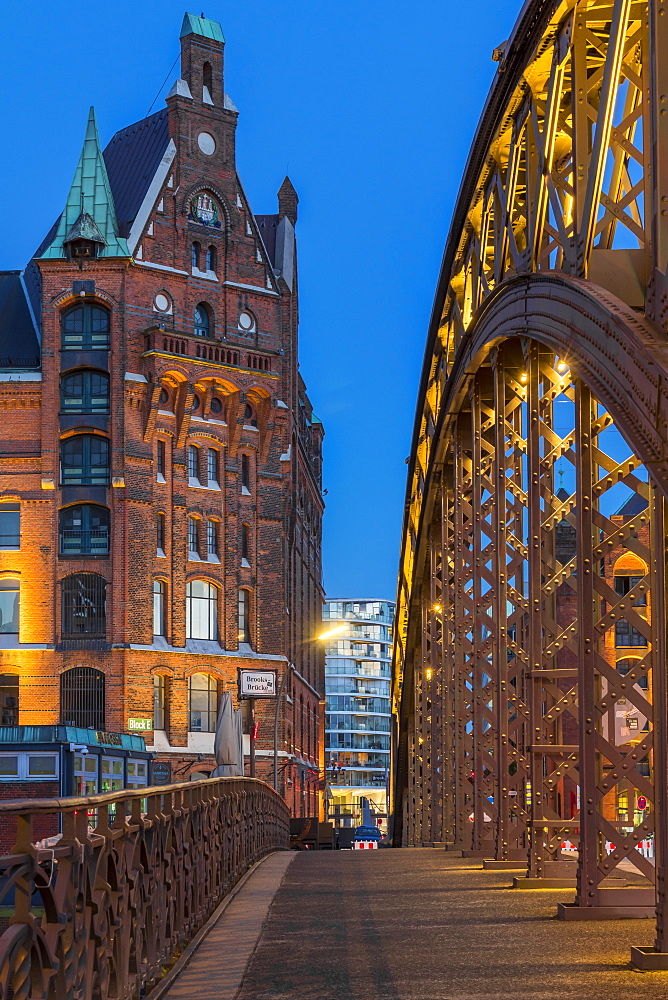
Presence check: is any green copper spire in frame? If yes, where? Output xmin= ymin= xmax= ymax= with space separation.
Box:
xmin=180 ymin=12 xmax=225 ymax=42
xmin=40 ymin=107 xmax=129 ymax=259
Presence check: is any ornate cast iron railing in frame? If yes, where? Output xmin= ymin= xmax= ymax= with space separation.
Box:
xmin=0 ymin=777 xmax=289 ymax=999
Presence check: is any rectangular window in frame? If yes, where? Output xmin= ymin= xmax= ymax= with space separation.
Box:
xmin=188 ymin=518 xmax=199 ymax=557
xmin=188 ymin=446 xmax=200 ymax=482
xmin=153 ymin=675 xmax=166 ymax=730
xmin=157 ymin=513 xmax=166 ymax=554
xmin=238 ymin=589 xmax=250 ymax=644
xmin=126 ymin=759 xmax=148 ymax=789
xmin=153 ymin=581 xmax=166 ymax=636
xmin=241 ymin=523 xmax=249 ymax=561
xmin=241 ymin=454 xmax=250 ymax=491
xmin=0 ymin=675 xmax=18 ymax=725
xmin=101 ymin=757 xmax=124 ymax=794
xmin=157 ymin=440 xmax=166 ymax=481
xmin=27 ymin=754 xmax=58 ymax=778
xmin=0 ymin=756 xmax=19 ymax=777
xmin=0 ymin=581 xmax=19 ymax=634
xmin=207 ymin=449 xmax=219 ymax=486
xmin=615 ymin=619 xmax=648 ymax=646
xmin=0 ymin=504 xmax=20 ymax=550
xmin=207 ymin=521 xmax=218 ymax=558
xmin=72 ymin=753 xmax=98 ymax=796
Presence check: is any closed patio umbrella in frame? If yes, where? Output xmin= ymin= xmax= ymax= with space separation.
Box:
xmin=211 ymin=691 xmax=242 ymax=777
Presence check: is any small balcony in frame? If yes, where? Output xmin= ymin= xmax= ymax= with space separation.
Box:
xmin=142 ymin=329 xmax=275 ymax=373
xmin=60 ymin=528 xmax=110 ymax=557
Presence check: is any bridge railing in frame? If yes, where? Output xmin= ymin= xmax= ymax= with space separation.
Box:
xmin=0 ymin=776 xmax=290 ymax=1000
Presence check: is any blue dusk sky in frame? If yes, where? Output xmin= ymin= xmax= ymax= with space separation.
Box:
xmin=0 ymin=1 xmax=518 ymax=600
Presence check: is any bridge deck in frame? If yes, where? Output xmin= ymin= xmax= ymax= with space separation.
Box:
xmin=164 ymin=849 xmax=668 ymax=999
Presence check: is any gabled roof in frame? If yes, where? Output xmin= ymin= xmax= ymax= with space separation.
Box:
xmin=615 ymin=492 xmax=648 ymax=517
xmin=0 ymin=273 xmax=40 ymax=367
xmin=180 ymin=12 xmax=225 ymax=41
xmin=40 ymin=108 xmax=129 ymax=259
xmin=103 ymin=109 xmax=171 ymax=239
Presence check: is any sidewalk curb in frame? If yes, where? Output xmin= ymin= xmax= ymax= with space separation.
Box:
xmin=147 ymin=849 xmax=293 ymax=1000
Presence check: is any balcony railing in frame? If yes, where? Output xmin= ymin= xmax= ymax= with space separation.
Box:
xmin=0 ymin=776 xmax=289 ymax=1000
xmin=60 ymin=528 xmax=110 ymax=556
xmin=143 ymin=329 xmax=275 ymax=373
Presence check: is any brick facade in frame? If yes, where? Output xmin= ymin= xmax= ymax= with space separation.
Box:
xmin=0 ymin=15 xmax=324 ymax=818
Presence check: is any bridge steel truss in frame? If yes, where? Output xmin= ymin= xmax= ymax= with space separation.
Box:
xmin=393 ymin=0 xmax=668 ymax=966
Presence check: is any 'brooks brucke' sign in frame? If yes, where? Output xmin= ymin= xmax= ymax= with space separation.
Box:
xmin=238 ymin=669 xmax=278 ymax=698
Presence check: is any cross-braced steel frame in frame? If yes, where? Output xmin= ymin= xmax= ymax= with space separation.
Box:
xmin=393 ymin=0 xmax=668 ymax=966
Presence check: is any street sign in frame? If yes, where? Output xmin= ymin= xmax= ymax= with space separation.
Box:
xmin=238 ymin=669 xmax=277 ymax=699
xmin=638 ymin=795 xmax=647 ymax=810
xmin=128 ymin=718 xmax=153 ymax=732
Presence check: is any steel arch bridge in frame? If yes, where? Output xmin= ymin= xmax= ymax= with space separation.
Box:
xmin=393 ymin=0 xmax=668 ymax=964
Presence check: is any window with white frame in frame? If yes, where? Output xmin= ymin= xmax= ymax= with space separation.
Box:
xmin=126 ymin=759 xmax=148 ymax=789
xmin=0 ymin=752 xmax=59 ymax=781
xmin=186 ymin=580 xmax=218 ymax=640
xmin=153 ymin=580 xmax=166 ymax=636
xmin=188 ymin=673 xmax=218 ymax=732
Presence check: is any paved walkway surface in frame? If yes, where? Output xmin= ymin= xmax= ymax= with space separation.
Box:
xmin=164 ymin=849 xmax=668 ymax=999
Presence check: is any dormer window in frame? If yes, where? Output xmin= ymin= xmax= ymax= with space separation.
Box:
xmin=62 ymin=211 xmax=106 ymax=268
xmin=67 ymin=239 xmax=98 ymax=263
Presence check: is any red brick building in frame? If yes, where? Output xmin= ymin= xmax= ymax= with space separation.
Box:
xmin=0 ymin=13 xmax=325 ymax=817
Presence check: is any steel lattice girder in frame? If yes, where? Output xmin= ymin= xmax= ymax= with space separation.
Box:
xmin=393 ymin=0 xmax=668 ymax=963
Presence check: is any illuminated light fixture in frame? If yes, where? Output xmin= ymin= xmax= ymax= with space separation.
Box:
xmin=238 ymin=632 xmax=245 ymax=641
xmin=318 ymin=623 xmax=347 ymax=640
xmin=519 ymin=373 xmax=528 ymax=383
xmin=426 ymin=668 xmax=433 ymax=681
xmin=556 ymin=360 xmax=569 ymax=373
xmin=433 ymin=604 xmax=442 ymax=613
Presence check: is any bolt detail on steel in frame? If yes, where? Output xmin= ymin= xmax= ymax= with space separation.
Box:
xmin=393 ymin=0 xmax=668 ymax=967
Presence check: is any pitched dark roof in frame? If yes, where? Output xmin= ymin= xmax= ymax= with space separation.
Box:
xmin=255 ymin=214 xmax=279 ymax=266
xmin=0 ymin=272 xmax=40 ymax=368
xmin=615 ymin=492 xmax=648 ymax=517
xmin=103 ymin=109 xmax=170 ymax=237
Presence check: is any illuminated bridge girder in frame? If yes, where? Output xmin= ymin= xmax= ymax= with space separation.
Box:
xmin=394 ymin=0 xmax=668 ymax=960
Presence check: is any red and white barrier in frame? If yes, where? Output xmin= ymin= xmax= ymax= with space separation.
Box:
xmin=353 ymin=841 xmax=378 ymax=850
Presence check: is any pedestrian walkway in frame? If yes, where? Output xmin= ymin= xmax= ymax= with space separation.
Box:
xmin=164 ymin=850 xmax=668 ymax=1000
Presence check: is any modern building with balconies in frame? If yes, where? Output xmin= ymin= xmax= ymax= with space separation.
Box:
xmin=323 ymin=599 xmax=394 ymax=832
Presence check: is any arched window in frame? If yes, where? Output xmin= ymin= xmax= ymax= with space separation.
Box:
xmin=186 ymin=580 xmax=218 ymax=640
xmin=191 ymin=241 xmax=201 ymax=269
xmin=156 ymin=512 xmax=166 ymax=554
xmin=61 ymin=370 xmax=110 ymax=413
xmin=210 ymin=396 xmax=223 ymax=415
xmin=205 ymin=245 xmax=217 ymax=271
xmin=202 ymin=61 xmax=213 ymax=102
xmin=207 ymin=449 xmax=219 ymax=486
xmin=61 ymin=303 xmax=110 ymax=350
xmin=153 ymin=580 xmax=166 ymax=636
xmin=244 ymin=403 xmax=258 ymax=428
xmin=615 ymin=619 xmax=647 ymax=647
xmin=60 ymin=667 xmax=105 ymax=729
xmin=0 ymin=674 xmax=19 ymax=725
xmin=188 ymin=673 xmax=218 ymax=732
xmin=59 ymin=505 xmax=110 ymax=555
xmin=238 ymin=589 xmax=250 ymax=644
xmin=617 ymin=659 xmax=649 ymax=689
xmin=61 ymin=573 xmax=106 ymax=637
xmin=153 ymin=674 xmax=167 ymax=730
xmin=61 ymin=435 xmax=110 ymax=485
xmin=188 ymin=517 xmax=200 ymax=557
xmin=207 ymin=520 xmax=218 ymax=559
xmin=194 ymin=303 xmax=211 ymax=337
xmin=0 ymin=503 xmax=20 ymax=550
xmin=0 ymin=580 xmax=19 ymax=634
xmin=188 ymin=444 xmax=200 ymax=482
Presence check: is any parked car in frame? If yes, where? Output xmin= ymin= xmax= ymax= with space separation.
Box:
xmin=353 ymin=824 xmax=382 ymax=842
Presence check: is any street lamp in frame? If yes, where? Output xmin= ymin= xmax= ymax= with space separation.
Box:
xmin=272 ymin=626 xmax=341 ymax=792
